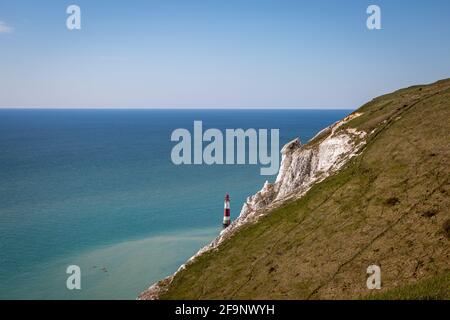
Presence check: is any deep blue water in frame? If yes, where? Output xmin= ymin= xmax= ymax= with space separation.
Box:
xmin=0 ymin=109 xmax=350 ymax=299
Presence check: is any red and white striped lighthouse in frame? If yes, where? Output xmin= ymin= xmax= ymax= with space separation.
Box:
xmin=223 ymin=194 xmax=231 ymax=227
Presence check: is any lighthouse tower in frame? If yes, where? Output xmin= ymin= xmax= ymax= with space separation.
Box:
xmin=223 ymin=194 xmax=231 ymax=228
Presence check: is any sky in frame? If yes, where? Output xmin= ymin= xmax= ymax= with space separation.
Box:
xmin=0 ymin=0 xmax=449 ymax=108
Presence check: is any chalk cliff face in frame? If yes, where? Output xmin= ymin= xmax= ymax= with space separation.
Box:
xmin=139 ymin=112 xmax=367 ymax=300
xmin=222 ymin=113 xmax=366 ymax=237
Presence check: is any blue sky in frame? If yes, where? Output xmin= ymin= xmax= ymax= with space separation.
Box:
xmin=0 ymin=0 xmax=449 ymax=108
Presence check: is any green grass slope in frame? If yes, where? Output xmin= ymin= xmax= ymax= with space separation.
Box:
xmin=160 ymin=79 xmax=450 ymax=300
xmin=366 ymin=272 xmax=450 ymax=300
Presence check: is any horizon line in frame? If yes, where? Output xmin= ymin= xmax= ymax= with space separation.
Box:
xmin=0 ymin=106 xmax=356 ymax=110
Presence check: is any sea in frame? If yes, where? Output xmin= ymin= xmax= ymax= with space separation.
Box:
xmin=0 ymin=109 xmax=351 ymax=299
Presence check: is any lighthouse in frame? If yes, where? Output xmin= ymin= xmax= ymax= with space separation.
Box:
xmin=223 ymin=194 xmax=231 ymax=228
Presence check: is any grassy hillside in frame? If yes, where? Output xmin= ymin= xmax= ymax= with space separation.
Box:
xmin=160 ymin=79 xmax=450 ymax=300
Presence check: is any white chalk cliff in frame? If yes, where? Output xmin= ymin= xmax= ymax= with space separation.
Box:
xmin=139 ymin=112 xmax=367 ymax=300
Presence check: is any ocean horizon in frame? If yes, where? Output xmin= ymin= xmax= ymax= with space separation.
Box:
xmin=0 ymin=108 xmax=351 ymax=299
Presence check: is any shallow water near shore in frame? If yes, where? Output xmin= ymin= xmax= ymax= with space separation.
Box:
xmin=0 ymin=109 xmax=350 ymax=299
xmin=4 ymin=227 xmax=219 ymax=300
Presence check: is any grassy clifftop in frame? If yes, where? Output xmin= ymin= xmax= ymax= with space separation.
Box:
xmin=159 ymin=79 xmax=450 ymax=300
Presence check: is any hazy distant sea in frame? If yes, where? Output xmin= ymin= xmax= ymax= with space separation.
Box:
xmin=0 ymin=109 xmax=350 ymax=299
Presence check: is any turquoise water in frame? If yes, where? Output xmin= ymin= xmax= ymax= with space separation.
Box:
xmin=0 ymin=109 xmax=350 ymax=299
